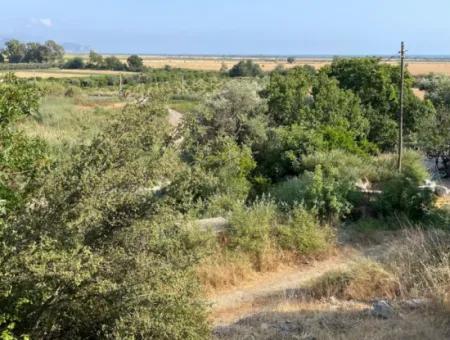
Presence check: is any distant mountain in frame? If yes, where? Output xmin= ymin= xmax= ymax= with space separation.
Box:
xmin=62 ymin=42 xmax=91 ymax=54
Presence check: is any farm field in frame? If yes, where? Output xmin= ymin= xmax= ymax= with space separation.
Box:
xmin=0 ymin=68 xmax=136 ymax=78
xmin=67 ymin=54 xmax=450 ymax=75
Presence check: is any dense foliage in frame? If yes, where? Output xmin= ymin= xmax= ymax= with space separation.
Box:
xmin=1 ymin=39 xmax=64 ymax=64
xmin=1 ymin=56 xmax=448 ymax=338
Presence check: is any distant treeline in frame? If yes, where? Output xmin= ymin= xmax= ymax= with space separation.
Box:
xmin=1 ymin=39 xmax=280 ymax=76
xmin=0 ymin=39 xmax=64 ymax=64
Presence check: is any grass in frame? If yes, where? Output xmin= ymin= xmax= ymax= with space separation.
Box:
xmin=19 ymin=94 xmax=123 ymax=152
xmin=169 ymin=99 xmax=200 ymax=114
xmin=0 ymin=68 xmax=137 ymax=79
xmin=308 ymin=259 xmax=400 ymax=301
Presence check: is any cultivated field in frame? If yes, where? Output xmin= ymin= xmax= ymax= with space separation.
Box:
xmin=0 ymin=68 xmax=136 ymax=79
xmin=67 ymin=54 xmax=450 ymax=75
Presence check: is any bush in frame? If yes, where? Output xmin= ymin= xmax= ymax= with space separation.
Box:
xmin=0 ymin=94 xmax=211 ymax=339
xmin=229 ymin=60 xmax=263 ymax=77
xmin=64 ymin=86 xmax=81 ymax=97
xmin=227 ymin=200 xmax=278 ymax=264
xmin=63 ymin=57 xmax=85 ymax=69
xmin=372 ymin=151 xmax=434 ymax=220
xmin=309 ymin=259 xmax=400 ymax=301
xmin=275 ymin=207 xmax=333 ymax=255
xmin=270 ymin=151 xmax=366 ymax=220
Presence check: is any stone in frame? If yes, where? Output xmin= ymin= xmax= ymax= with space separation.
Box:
xmin=371 ymin=300 xmax=395 ymax=319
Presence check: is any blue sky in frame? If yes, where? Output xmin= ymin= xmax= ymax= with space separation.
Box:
xmin=1 ymin=0 xmax=450 ymax=55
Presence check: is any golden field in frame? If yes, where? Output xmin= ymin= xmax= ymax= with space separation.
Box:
xmin=4 ymin=56 xmax=450 ymax=78
xmin=68 ymin=55 xmax=450 ymax=75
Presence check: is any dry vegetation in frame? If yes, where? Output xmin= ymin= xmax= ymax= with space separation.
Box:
xmin=209 ymin=229 xmax=450 ymax=339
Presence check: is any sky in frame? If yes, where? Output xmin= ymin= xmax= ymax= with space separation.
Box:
xmin=1 ymin=0 xmax=450 ymax=55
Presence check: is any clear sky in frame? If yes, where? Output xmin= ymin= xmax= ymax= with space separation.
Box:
xmin=1 ymin=0 xmax=450 ymax=55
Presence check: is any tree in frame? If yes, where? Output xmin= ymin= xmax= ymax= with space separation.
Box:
xmin=0 ymin=93 xmax=211 ymax=339
xmin=0 ymin=74 xmax=47 ymax=213
xmin=265 ymin=66 xmax=316 ymax=126
xmin=287 ymin=56 xmax=296 ymax=64
xmin=229 ymin=60 xmax=263 ymax=77
xmin=183 ymin=80 xmax=268 ymax=151
xmin=0 ymin=53 xmax=4 ymax=63
xmin=127 ymin=54 xmax=145 ymax=72
xmin=417 ymin=74 xmax=450 ymax=176
xmin=43 ymin=40 xmax=65 ymax=63
xmin=3 ymin=39 xmax=26 ymax=63
xmin=307 ymin=73 xmax=369 ymax=139
xmin=87 ymin=50 xmax=104 ymax=68
xmin=104 ymin=56 xmax=126 ymax=71
xmin=63 ymin=57 xmax=85 ymax=69
xmin=327 ymin=57 xmax=434 ymax=150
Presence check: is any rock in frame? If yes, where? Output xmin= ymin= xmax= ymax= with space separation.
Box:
xmin=435 ymin=185 xmax=450 ymax=197
xmin=403 ymin=298 xmax=431 ymax=310
xmin=260 ymin=323 xmax=269 ymax=331
xmin=371 ymin=300 xmax=395 ymax=319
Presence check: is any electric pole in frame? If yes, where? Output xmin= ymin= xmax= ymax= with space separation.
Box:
xmin=397 ymin=41 xmax=406 ymax=172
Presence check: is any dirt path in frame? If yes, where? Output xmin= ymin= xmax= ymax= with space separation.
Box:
xmin=210 ymin=248 xmax=360 ymax=327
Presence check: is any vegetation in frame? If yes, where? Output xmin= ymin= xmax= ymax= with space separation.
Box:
xmin=229 ymin=60 xmax=263 ymax=77
xmin=1 ymin=39 xmax=64 ymax=64
xmin=1 ymin=55 xmax=449 ymax=338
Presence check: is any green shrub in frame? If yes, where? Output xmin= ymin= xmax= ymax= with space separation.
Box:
xmin=275 ymin=207 xmax=333 ymax=254
xmin=0 ymin=93 xmax=211 ymax=339
xmin=372 ymin=151 xmax=433 ymax=220
xmin=229 ymin=60 xmax=263 ymax=77
xmin=227 ymin=200 xmax=278 ymax=256
xmin=270 ymin=151 xmax=362 ymax=221
xmin=63 ymin=57 xmax=85 ymax=69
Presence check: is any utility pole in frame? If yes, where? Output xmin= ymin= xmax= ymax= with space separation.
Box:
xmin=397 ymin=41 xmax=406 ymax=172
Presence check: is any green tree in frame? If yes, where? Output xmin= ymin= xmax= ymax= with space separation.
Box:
xmin=327 ymin=57 xmax=433 ymax=150
xmin=63 ymin=57 xmax=85 ymax=69
xmin=265 ymin=66 xmax=316 ymax=126
xmin=104 ymin=56 xmax=126 ymax=71
xmin=0 ymin=73 xmax=47 ymax=213
xmin=287 ymin=56 xmax=296 ymax=64
xmin=42 ymin=40 xmax=65 ymax=63
xmin=229 ymin=60 xmax=263 ymax=77
xmin=183 ymin=80 xmax=268 ymax=152
xmin=127 ymin=54 xmax=145 ymax=72
xmin=417 ymin=74 xmax=450 ymax=175
xmin=87 ymin=50 xmax=104 ymax=68
xmin=3 ymin=40 xmax=26 ymax=63
xmin=0 ymin=53 xmax=4 ymax=63
xmin=0 ymin=93 xmax=211 ymax=339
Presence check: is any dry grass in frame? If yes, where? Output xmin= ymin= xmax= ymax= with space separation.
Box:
xmin=198 ymin=246 xmax=295 ymax=294
xmin=213 ymin=299 xmax=449 ymax=340
xmin=382 ymin=229 xmax=450 ymax=313
xmin=308 ymin=259 xmax=400 ymax=302
xmin=65 ymin=54 xmax=450 ymax=75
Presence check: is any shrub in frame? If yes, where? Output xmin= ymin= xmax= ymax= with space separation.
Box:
xmin=275 ymin=207 xmax=333 ymax=255
xmin=372 ymin=151 xmax=434 ymax=220
xmin=227 ymin=200 xmax=278 ymax=265
xmin=0 ymin=94 xmax=211 ymax=339
xmin=64 ymin=86 xmax=81 ymax=97
xmin=270 ymin=160 xmax=359 ymax=221
xmin=309 ymin=259 xmax=400 ymax=301
xmin=229 ymin=60 xmax=263 ymax=77
xmin=63 ymin=57 xmax=85 ymax=69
